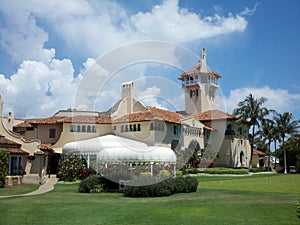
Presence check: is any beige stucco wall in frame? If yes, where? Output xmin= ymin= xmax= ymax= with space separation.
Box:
xmin=52 ymin=123 xmax=113 ymax=152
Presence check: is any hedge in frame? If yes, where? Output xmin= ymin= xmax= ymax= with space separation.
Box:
xmin=124 ymin=176 xmax=198 ymax=197
xmin=0 ymin=149 xmax=9 ymax=188
xmin=183 ymin=167 xmax=248 ymax=175
xmin=78 ymin=175 xmax=119 ymax=193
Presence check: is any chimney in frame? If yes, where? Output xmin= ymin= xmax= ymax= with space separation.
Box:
xmin=121 ymin=81 xmax=134 ymax=113
xmin=200 ymin=48 xmax=208 ymax=73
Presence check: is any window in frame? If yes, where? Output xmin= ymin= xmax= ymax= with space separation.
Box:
xmin=121 ymin=125 xmax=124 ymax=132
xmin=92 ymin=126 xmax=96 ymax=133
xmin=70 ymin=125 xmax=75 ymax=132
xmin=137 ymin=124 xmax=141 ymax=131
xmin=77 ymin=125 xmax=81 ymax=132
xmin=9 ymin=156 xmax=23 ymax=176
xmin=133 ymin=124 xmax=137 ymax=132
xmin=173 ymin=126 xmax=179 ymax=135
xmin=49 ymin=128 xmax=56 ymax=138
xmin=150 ymin=123 xmax=154 ymax=131
xmin=82 ymin=125 xmax=86 ymax=132
xmin=87 ymin=125 xmax=91 ymax=132
xmin=125 ymin=125 xmax=128 ymax=132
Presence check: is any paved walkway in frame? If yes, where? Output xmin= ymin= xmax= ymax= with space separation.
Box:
xmin=0 ymin=176 xmax=58 ymax=199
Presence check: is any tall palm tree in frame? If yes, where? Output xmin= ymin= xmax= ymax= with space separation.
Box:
xmin=233 ymin=93 xmax=269 ymax=171
xmin=274 ymin=112 xmax=300 ymax=173
xmin=257 ymin=119 xmax=275 ymax=171
xmin=271 ymin=119 xmax=281 ymax=169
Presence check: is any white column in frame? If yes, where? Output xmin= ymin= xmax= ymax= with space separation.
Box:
xmin=150 ymin=164 xmax=153 ymax=177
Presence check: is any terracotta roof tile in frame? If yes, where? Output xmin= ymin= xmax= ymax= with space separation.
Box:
xmin=34 ymin=150 xmax=45 ymax=155
xmin=39 ymin=143 xmax=52 ymax=150
xmin=112 ymin=107 xmax=183 ymax=124
xmin=62 ymin=116 xmax=111 ymax=124
xmin=0 ymin=134 xmax=21 ymax=146
xmin=14 ymin=121 xmax=33 ymax=128
xmin=253 ymin=149 xmax=266 ymax=156
xmin=2 ymin=148 xmax=29 ymax=154
xmin=195 ymin=110 xmax=237 ymax=121
xmin=28 ymin=116 xmax=65 ymax=125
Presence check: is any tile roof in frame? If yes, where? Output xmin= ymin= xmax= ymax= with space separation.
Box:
xmin=0 ymin=134 xmax=21 ymax=146
xmin=39 ymin=143 xmax=53 ymax=150
xmin=1 ymin=148 xmax=29 ymax=154
xmin=26 ymin=116 xmax=66 ymax=125
xmin=14 ymin=121 xmax=33 ymax=128
xmin=253 ymin=149 xmax=266 ymax=156
xmin=112 ymin=107 xmax=183 ymax=124
xmin=178 ymin=63 xmax=222 ymax=80
xmin=62 ymin=116 xmax=111 ymax=124
xmin=195 ymin=110 xmax=237 ymax=121
xmin=34 ymin=150 xmax=45 ymax=155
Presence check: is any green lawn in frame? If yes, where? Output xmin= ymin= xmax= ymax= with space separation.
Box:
xmin=0 ymin=184 xmax=39 ymax=196
xmin=0 ymin=174 xmax=299 ymax=225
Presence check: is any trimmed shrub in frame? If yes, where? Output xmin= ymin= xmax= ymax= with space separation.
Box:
xmin=183 ymin=167 xmax=248 ymax=175
xmin=79 ymin=175 xmax=102 ymax=193
xmin=124 ymin=176 xmax=198 ymax=197
xmin=0 ymin=149 xmax=9 ymax=188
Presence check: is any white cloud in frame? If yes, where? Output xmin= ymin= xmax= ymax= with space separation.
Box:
xmin=223 ymin=86 xmax=300 ymax=115
xmin=0 ymin=57 xmax=81 ymax=118
xmin=0 ymin=0 xmax=253 ymax=117
xmin=131 ymin=0 xmax=247 ymax=42
xmin=240 ymin=3 xmax=259 ymax=16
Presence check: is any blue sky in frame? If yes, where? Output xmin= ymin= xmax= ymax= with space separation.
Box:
xmin=0 ymin=0 xmax=299 ymax=120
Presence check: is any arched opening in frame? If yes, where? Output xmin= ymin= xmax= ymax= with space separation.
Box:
xmin=240 ymin=151 xmax=245 ymax=167
xmin=187 ymin=140 xmax=201 ymax=168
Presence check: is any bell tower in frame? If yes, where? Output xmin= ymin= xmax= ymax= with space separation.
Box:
xmin=178 ymin=48 xmax=221 ymax=114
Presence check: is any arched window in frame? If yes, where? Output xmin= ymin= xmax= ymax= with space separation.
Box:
xmin=70 ymin=125 xmax=75 ymax=132
xmin=87 ymin=125 xmax=91 ymax=133
xmin=129 ymin=124 xmax=133 ymax=132
xmin=77 ymin=125 xmax=81 ymax=132
xmin=121 ymin=125 xmax=124 ymax=132
xmin=82 ymin=125 xmax=86 ymax=132
xmin=125 ymin=125 xmax=128 ymax=132
xmin=137 ymin=124 xmax=141 ymax=131
xmin=133 ymin=124 xmax=137 ymax=132
xmin=92 ymin=126 xmax=96 ymax=133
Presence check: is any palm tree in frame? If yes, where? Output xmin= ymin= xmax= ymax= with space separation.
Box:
xmin=271 ymin=119 xmax=281 ymax=169
xmin=274 ymin=112 xmax=300 ymax=173
xmin=257 ymin=119 xmax=275 ymax=171
xmin=233 ymin=93 xmax=269 ymax=171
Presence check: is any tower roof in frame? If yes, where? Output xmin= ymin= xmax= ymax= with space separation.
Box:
xmin=178 ymin=63 xmax=222 ymax=80
xmin=178 ymin=48 xmax=221 ymax=80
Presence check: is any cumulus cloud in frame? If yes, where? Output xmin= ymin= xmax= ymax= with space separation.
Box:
xmin=0 ymin=57 xmax=81 ymax=118
xmin=131 ymin=0 xmax=247 ymax=42
xmin=0 ymin=0 xmax=253 ymax=117
xmin=223 ymin=86 xmax=300 ymax=116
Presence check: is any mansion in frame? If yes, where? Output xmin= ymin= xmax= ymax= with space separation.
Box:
xmin=1 ymin=49 xmax=251 ymax=184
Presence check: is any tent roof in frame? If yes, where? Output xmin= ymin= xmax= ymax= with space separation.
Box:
xmin=62 ymin=135 xmax=176 ymax=163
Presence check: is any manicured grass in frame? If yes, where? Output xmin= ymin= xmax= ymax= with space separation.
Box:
xmin=0 ymin=174 xmax=299 ymax=225
xmin=0 ymin=184 xmax=39 ymax=196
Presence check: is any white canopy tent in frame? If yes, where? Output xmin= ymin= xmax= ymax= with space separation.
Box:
xmin=62 ymin=135 xmax=176 ymax=176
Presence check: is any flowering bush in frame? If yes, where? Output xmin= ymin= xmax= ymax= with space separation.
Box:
xmin=79 ymin=168 xmax=92 ymax=180
xmin=57 ymin=155 xmax=84 ymax=182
